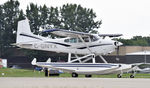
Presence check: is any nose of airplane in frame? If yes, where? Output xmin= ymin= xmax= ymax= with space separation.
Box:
xmin=118 ymin=42 xmax=123 ymax=46
xmin=114 ymin=41 xmax=123 ymax=46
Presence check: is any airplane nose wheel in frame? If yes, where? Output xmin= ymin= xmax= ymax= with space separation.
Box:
xmin=117 ymin=66 xmax=123 ymax=78
xmin=130 ymin=75 xmax=134 ymax=78
xmin=72 ymin=73 xmax=78 ymax=77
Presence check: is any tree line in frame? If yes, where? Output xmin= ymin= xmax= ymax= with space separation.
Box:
xmin=116 ymin=36 xmax=150 ymax=46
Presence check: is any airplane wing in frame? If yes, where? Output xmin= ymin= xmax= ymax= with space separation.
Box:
xmin=131 ymin=63 xmax=150 ymax=68
xmin=42 ymin=29 xmax=92 ymax=37
xmin=131 ymin=63 xmax=150 ymax=66
xmin=43 ymin=29 xmax=122 ymax=38
xmin=99 ymin=34 xmax=122 ymax=37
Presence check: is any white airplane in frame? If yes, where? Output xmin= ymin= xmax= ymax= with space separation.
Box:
xmin=15 ymin=19 xmax=135 ymax=78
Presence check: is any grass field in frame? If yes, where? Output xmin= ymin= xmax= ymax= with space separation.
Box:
xmin=0 ymin=68 xmax=44 ymax=77
xmin=1 ymin=68 xmax=150 ymax=78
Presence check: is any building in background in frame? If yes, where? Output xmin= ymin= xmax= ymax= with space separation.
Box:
xmin=102 ymin=46 xmax=150 ymax=64
xmin=110 ymin=46 xmax=150 ymax=56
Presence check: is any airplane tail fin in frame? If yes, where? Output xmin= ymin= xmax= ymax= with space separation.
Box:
xmin=46 ymin=58 xmax=51 ymax=63
xmin=16 ymin=18 xmax=41 ymax=43
xmin=31 ymin=58 xmax=37 ymax=65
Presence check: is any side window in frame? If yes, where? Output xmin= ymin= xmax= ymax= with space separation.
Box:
xmin=64 ymin=39 xmax=69 ymax=43
xmin=78 ymin=38 xmax=82 ymax=42
xmin=70 ymin=38 xmax=77 ymax=43
xmin=64 ymin=38 xmax=77 ymax=43
xmin=77 ymin=37 xmax=90 ymax=43
xmin=83 ymin=37 xmax=89 ymax=42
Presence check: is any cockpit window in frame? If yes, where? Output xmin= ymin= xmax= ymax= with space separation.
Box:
xmin=90 ymin=36 xmax=98 ymax=42
xmin=82 ymin=37 xmax=89 ymax=42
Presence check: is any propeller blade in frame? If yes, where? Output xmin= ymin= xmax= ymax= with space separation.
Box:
xmin=116 ymin=46 xmax=120 ymax=61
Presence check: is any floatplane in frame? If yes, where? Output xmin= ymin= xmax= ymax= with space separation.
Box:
xmin=15 ymin=18 xmax=136 ymax=78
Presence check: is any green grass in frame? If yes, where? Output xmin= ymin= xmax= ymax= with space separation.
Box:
xmin=0 ymin=68 xmax=44 ymax=77
xmin=1 ymin=68 xmax=150 ymax=78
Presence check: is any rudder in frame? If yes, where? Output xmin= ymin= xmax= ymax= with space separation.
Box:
xmin=16 ymin=19 xmax=37 ymax=43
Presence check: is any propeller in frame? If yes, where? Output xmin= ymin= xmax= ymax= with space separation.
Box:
xmin=114 ymin=41 xmax=122 ymax=61
xmin=116 ymin=46 xmax=120 ymax=61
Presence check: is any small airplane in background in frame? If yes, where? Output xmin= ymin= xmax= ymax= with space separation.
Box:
xmin=15 ymin=18 xmax=135 ymax=78
xmin=31 ymin=58 xmax=134 ymax=78
xmin=131 ymin=63 xmax=150 ymax=73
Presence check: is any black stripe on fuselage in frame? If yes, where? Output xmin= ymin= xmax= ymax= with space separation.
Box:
xmin=77 ymin=44 xmax=113 ymax=49
xmin=45 ymin=42 xmax=71 ymax=47
xmin=20 ymin=33 xmax=42 ymax=40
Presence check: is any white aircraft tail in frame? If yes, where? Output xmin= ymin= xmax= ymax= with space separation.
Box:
xmin=46 ymin=58 xmax=51 ymax=63
xmin=31 ymin=58 xmax=37 ymax=65
xmin=16 ymin=18 xmax=42 ymax=43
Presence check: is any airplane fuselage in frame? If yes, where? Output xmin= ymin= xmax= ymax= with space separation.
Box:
xmin=16 ymin=19 xmax=122 ymax=55
xmin=17 ymin=36 xmax=118 ymax=55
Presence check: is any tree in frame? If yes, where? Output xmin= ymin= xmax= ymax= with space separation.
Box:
xmin=26 ymin=3 xmax=61 ymax=35
xmin=47 ymin=7 xmax=60 ymax=28
xmin=60 ymin=4 xmax=102 ymax=33
xmin=26 ymin=3 xmax=40 ymax=34
xmin=39 ymin=5 xmax=49 ymax=25
xmin=26 ymin=3 xmax=102 ymax=34
xmin=0 ymin=5 xmax=3 ymax=57
xmin=131 ymin=36 xmax=148 ymax=46
xmin=117 ymin=36 xmax=149 ymax=46
xmin=0 ymin=0 xmax=25 ymax=57
xmin=144 ymin=37 xmax=150 ymax=46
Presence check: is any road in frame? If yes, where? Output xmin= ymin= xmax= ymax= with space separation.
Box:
xmin=0 ymin=77 xmax=150 ymax=88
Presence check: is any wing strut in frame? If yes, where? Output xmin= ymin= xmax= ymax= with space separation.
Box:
xmin=98 ymin=55 xmax=108 ymax=63
xmin=67 ymin=53 xmax=95 ymax=63
xmin=78 ymin=35 xmax=96 ymax=63
xmin=74 ymin=54 xmax=82 ymax=63
xmin=68 ymin=53 xmax=71 ymax=63
xmin=78 ymin=35 xmax=92 ymax=53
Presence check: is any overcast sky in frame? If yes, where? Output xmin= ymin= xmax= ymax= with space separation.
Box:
xmin=1 ymin=0 xmax=150 ymax=39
